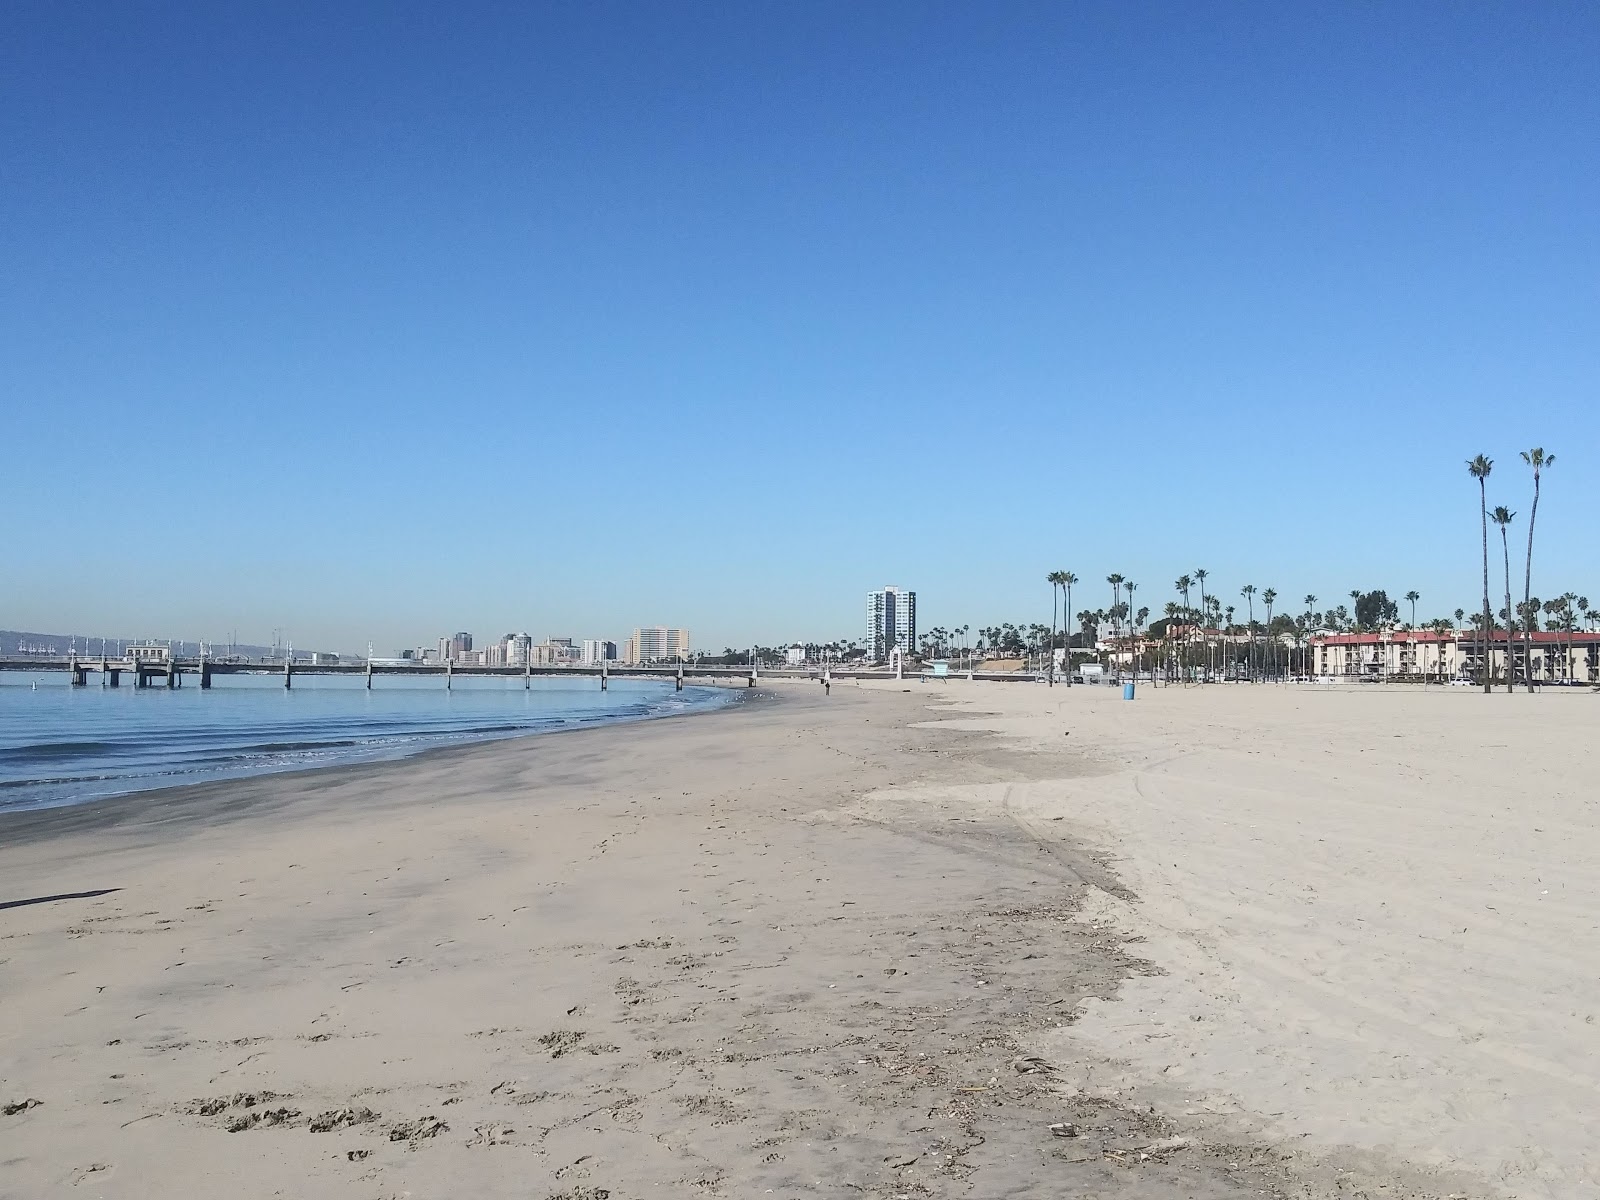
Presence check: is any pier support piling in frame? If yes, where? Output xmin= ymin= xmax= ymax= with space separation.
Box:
xmin=365 ymin=660 xmax=373 ymax=690
xmin=200 ymin=662 xmax=212 ymax=690
xmin=601 ymin=662 xmax=608 ymax=691
xmin=446 ymin=659 xmax=452 ymax=691
xmin=283 ymin=660 xmax=293 ymax=690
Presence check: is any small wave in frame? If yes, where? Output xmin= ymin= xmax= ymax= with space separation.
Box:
xmin=0 ymin=740 xmax=121 ymax=764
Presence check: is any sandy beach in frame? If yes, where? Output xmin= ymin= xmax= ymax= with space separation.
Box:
xmin=1 ymin=680 xmax=1593 ymax=1199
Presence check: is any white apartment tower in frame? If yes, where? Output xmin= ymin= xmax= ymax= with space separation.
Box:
xmin=626 ymin=627 xmax=691 ymax=663
xmin=866 ymin=586 xmax=916 ymax=662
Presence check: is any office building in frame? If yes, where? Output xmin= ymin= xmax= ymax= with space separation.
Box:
xmin=866 ymin=586 xmax=916 ymax=662
xmin=627 ymin=627 xmax=690 ymax=663
xmin=581 ymin=639 xmax=616 ymax=665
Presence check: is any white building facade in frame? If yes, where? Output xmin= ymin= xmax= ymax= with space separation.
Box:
xmin=581 ymin=639 xmax=616 ymax=665
xmin=866 ymin=586 xmax=916 ymax=662
xmin=626 ymin=627 xmax=690 ymax=663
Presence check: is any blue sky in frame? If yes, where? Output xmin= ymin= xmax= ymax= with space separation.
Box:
xmin=3 ymin=2 xmax=1595 ymax=652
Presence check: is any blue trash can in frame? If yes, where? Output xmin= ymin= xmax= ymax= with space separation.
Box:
xmin=1123 ymin=682 xmax=1136 ymax=701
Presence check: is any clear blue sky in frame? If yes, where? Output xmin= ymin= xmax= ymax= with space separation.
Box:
xmin=4 ymin=2 xmax=1595 ymax=652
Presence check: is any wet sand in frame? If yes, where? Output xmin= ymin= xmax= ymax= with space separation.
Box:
xmin=1 ymin=679 xmax=1574 ymax=1198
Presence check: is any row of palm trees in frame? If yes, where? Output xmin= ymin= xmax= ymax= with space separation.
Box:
xmin=1468 ymin=448 xmax=1556 ymax=693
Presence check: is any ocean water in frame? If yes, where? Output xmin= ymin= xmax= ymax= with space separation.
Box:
xmin=0 ymin=672 xmax=732 ymax=813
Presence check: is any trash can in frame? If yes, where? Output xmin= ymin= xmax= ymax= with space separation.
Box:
xmin=1122 ymin=682 xmax=1136 ymax=701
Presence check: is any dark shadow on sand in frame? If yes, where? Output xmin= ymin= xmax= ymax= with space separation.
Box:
xmin=0 ymin=888 xmax=122 ymax=912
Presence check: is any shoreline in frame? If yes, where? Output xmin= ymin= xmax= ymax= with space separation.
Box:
xmin=0 ymin=681 xmax=749 ymax=840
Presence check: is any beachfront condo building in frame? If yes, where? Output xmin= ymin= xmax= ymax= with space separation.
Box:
xmin=581 ymin=640 xmax=617 ymax=665
xmin=866 ymin=586 xmax=916 ymax=663
xmin=625 ymin=627 xmax=691 ymax=664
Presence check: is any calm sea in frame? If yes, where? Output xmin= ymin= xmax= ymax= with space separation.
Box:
xmin=0 ymin=672 xmax=732 ymax=814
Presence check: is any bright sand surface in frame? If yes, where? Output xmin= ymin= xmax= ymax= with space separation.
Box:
xmin=0 ymin=679 xmax=1592 ymax=1198
xmin=927 ymin=679 xmax=1598 ymax=1200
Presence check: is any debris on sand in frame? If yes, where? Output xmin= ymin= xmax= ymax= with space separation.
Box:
xmin=538 ymin=1029 xmax=586 ymax=1058
xmin=187 ymin=1091 xmax=280 ymax=1117
xmin=3 ymin=1099 xmax=42 ymax=1116
xmin=468 ymin=1123 xmax=515 ymax=1147
xmin=1048 ymin=1122 xmax=1078 ymax=1138
xmin=547 ymin=1189 xmax=610 ymax=1200
xmin=1012 ymin=1055 xmax=1054 ymax=1074
xmin=226 ymin=1107 xmax=300 ymax=1132
xmin=388 ymin=1115 xmax=448 ymax=1143
xmin=346 ymin=1149 xmax=370 ymax=1162
xmin=309 ymin=1107 xmax=379 ymax=1133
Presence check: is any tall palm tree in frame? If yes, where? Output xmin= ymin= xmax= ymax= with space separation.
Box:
xmin=1262 ymin=588 xmax=1277 ymax=679
xmin=1106 ymin=574 xmax=1124 ymax=679
xmin=1061 ymin=573 xmax=1077 ymax=685
xmin=1468 ymin=454 xmax=1494 ymax=693
xmin=1193 ymin=568 xmax=1210 ymax=681
xmin=1349 ymin=589 xmax=1363 ymax=632
xmin=1491 ymin=506 xmax=1516 ymax=693
xmin=1519 ymin=449 xmax=1553 ymax=692
xmin=1046 ymin=571 xmax=1066 ymax=685
xmin=1404 ymin=590 xmax=1420 ymax=629
xmin=1125 ymin=581 xmax=1139 ymax=680
xmin=1240 ymin=584 xmax=1256 ymax=680
xmin=1174 ymin=574 xmax=1193 ymax=682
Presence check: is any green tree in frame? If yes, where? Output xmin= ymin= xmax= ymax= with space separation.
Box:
xmin=1492 ymin=506 xmax=1516 ymax=692
xmin=1262 ymin=588 xmax=1277 ymax=679
xmin=1519 ymin=449 xmax=1553 ymax=692
xmin=1468 ymin=454 xmax=1494 ymax=692
xmin=1106 ymin=574 xmax=1125 ymax=679
xmin=1046 ymin=570 xmax=1066 ymax=684
xmin=1404 ymin=590 xmax=1420 ymax=629
xmin=1061 ymin=573 xmax=1077 ymax=685
xmin=1240 ymin=585 xmax=1256 ymax=680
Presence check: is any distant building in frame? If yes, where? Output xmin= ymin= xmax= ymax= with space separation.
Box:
xmin=627 ymin=627 xmax=690 ymax=663
xmin=447 ymin=632 xmax=473 ymax=661
xmin=530 ymin=638 xmax=579 ymax=666
xmin=1311 ymin=629 xmax=1598 ymax=683
xmin=866 ymin=586 xmax=916 ymax=662
xmin=581 ymin=639 xmax=616 ymax=665
xmin=502 ymin=633 xmax=534 ymax=666
xmin=785 ymin=645 xmax=806 ymax=666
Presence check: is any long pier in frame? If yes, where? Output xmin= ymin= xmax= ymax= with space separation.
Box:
xmin=0 ymin=656 xmax=1034 ymax=689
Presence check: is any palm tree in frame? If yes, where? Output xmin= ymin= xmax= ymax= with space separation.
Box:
xmin=1240 ymin=585 xmax=1256 ymax=680
xmin=1349 ymin=589 xmax=1363 ymax=632
xmin=1173 ymin=574 xmax=1193 ymax=682
xmin=1124 ymin=581 xmax=1139 ymax=680
xmin=1468 ymin=454 xmax=1494 ymax=693
xmin=1492 ymin=506 xmax=1516 ymax=693
xmin=1106 ymin=574 xmax=1124 ymax=679
xmin=1519 ymin=449 xmax=1553 ymax=692
xmin=1262 ymin=588 xmax=1277 ymax=680
xmin=1404 ymin=590 xmax=1420 ymax=629
xmin=1061 ymin=573 xmax=1077 ymax=685
xmin=1046 ymin=571 xmax=1066 ymax=685
xmin=1193 ymin=568 xmax=1210 ymax=682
